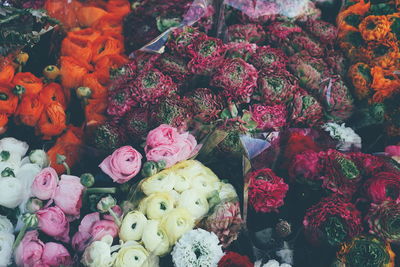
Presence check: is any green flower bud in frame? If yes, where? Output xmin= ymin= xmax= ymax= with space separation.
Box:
xmin=76 ymin=87 xmax=92 ymax=99
xmin=97 ymin=195 xmax=117 ymax=213
xmin=22 ymin=213 xmax=38 ymax=228
xmin=13 ymin=85 xmax=26 ymax=96
xmin=80 ymin=173 xmax=95 ymax=188
xmin=141 ymin=161 xmax=159 ymax=177
xmin=26 ymin=198 xmax=43 ymax=213
xmin=29 ymin=149 xmax=49 ymax=168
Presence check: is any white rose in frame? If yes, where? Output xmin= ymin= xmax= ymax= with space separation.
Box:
xmin=141 ymin=192 xmax=175 ymax=220
xmin=160 ymin=208 xmax=195 ymax=245
xmin=0 ymin=138 xmax=28 ymax=158
xmin=119 ymin=211 xmax=147 ymax=242
xmin=113 ymin=241 xmax=158 ymax=267
xmin=0 ymin=232 xmax=14 ymax=267
xmin=0 ymin=177 xmax=24 ymax=208
xmin=142 ymin=220 xmax=170 ymax=256
xmin=16 ymin=163 xmax=42 ymax=213
xmin=177 ymin=189 xmax=209 ymax=220
xmin=29 ymin=149 xmax=49 ymax=168
xmin=82 ymin=235 xmax=113 ymax=267
xmin=0 ymin=215 xmax=13 ymax=234
xmin=141 ymin=172 xmax=176 ymax=196
xmin=218 ymin=182 xmax=238 ymax=201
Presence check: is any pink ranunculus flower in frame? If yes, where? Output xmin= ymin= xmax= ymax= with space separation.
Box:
xmin=42 ymin=242 xmax=73 ymax=267
xmin=31 ymin=167 xmax=59 ymax=200
xmin=15 ymin=230 xmax=45 ymax=267
xmin=385 ymin=145 xmax=400 ymax=163
xmin=145 ymin=124 xmax=180 ymax=149
xmin=90 ymin=220 xmax=119 ymax=241
xmin=99 ymin=146 xmax=142 ymax=184
xmin=72 ymin=212 xmax=101 ymax=252
xmin=53 ymin=175 xmax=85 ymax=218
xmin=36 ymin=206 xmax=70 ymax=243
xmin=103 ymin=205 xmax=123 ymax=222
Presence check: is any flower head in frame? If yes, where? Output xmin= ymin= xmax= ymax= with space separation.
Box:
xmin=226 ymin=23 xmax=265 ymax=44
xmin=249 ymin=45 xmax=288 ymax=70
xmin=365 ymin=172 xmax=400 ymax=204
xmin=366 ymin=200 xmax=400 ymax=243
xmin=218 ymin=251 xmax=253 ymax=267
xmin=251 ymin=104 xmax=287 ymax=131
xmin=94 ymin=121 xmax=127 ymax=152
xmin=289 ymin=91 xmax=323 ymax=127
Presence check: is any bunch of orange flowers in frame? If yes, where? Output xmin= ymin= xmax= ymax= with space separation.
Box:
xmin=337 ymin=0 xmax=400 ymax=103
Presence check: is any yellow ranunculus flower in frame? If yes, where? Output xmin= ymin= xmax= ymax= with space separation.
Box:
xmin=119 ymin=211 xmax=147 ymax=242
xmin=177 ymin=189 xmax=209 ymax=220
xmin=113 ymin=241 xmax=158 ymax=267
xmin=160 ymin=208 xmax=195 ymax=246
xmin=140 ymin=192 xmax=175 ymax=220
xmin=141 ymin=171 xmax=176 ymax=196
xmin=142 ymin=220 xmax=171 ymax=256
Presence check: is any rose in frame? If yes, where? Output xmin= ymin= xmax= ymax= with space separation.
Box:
xmin=53 ymin=175 xmax=85 ymax=217
xmin=178 ymin=189 xmax=209 ymax=220
xmin=36 ymin=206 xmax=70 ymax=243
xmin=0 ymin=215 xmax=13 ymax=233
xmin=113 ymin=241 xmax=158 ymax=267
xmin=140 ymin=192 xmax=175 ymax=220
xmin=31 ymin=167 xmax=59 ymax=200
xmin=82 ymin=235 xmax=113 ymax=267
xmin=72 ymin=213 xmax=101 ymax=252
xmin=0 ymin=177 xmax=24 ymax=208
xmin=42 ymin=242 xmax=72 ymax=266
xmin=145 ymin=124 xmax=180 ymax=149
xmin=15 ymin=230 xmax=44 ymax=267
xmin=141 ymin=171 xmax=176 ymax=195
xmin=0 ymin=232 xmax=14 ymax=267
xmin=142 ymin=220 xmax=170 ymax=256
xmin=218 ymin=251 xmax=253 ymax=267
xmin=119 ymin=211 xmax=147 ymax=242
xmin=160 ymin=208 xmax=195 ymax=245
xmin=91 ymin=220 xmax=119 ymax=241
xmin=99 ymin=146 xmax=142 ymax=184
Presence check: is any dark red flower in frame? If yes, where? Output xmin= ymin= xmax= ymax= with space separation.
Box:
xmin=123 ymin=107 xmax=151 ymax=143
xmin=218 ymin=251 xmax=253 ymax=267
xmin=248 ymin=168 xmax=289 ymax=213
xmin=167 ymin=26 xmax=204 ymax=55
xmin=266 ymin=21 xmax=302 ymax=42
xmin=283 ymin=131 xmax=320 ymax=163
xmin=249 ymin=45 xmax=288 ymax=70
xmin=185 ymin=88 xmax=224 ymax=122
xmin=155 ymin=53 xmax=191 ymax=88
xmin=288 ymin=150 xmax=324 ymax=185
xmin=348 ymin=152 xmax=386 ymax=177
xmin=225 ymin=42 xmax=257 ymax=62
xmin=289 ymin=90 xmax=323 ymax=127
xmin=226 ymin=23 xmax=265 ymax=44
xmin=250 ymin=104 xmax=287 ymax=131
xmin=301 ymin=18 xmax=338 ymax=45
xmin=365 ymin=172 xmax=400 ymax=204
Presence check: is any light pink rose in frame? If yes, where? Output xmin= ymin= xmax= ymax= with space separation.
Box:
xmin=31 ymin=167 xmax=59 ymax=200
xmin=42 ymin=242 xmax=72 ymax=267
xmin=146 ymin=144 xmax=181 ymax=167
xmin=15 ymin=230 xmax=45 ymax=267
xmin=385 ymin=145 xmax=400 ymax=157
xmin=145 ymin=124 xmax=180 ymax=149
xmin=90 ymin=220 xmax=119 ymax=241
xmin=78 ymin=212 xmax=100 ymax=233
xmin=103 ymin=205 xmax=123 ymax=222
xmin=72 ymin=212 xmax=100 ymax=252
xmin=99 ymin=146 xmax=143 ymax=184
xmin=36 ymin=207 xmax=70 ymax=243
xmin=53 ymin=175 xmax=85 ymax=218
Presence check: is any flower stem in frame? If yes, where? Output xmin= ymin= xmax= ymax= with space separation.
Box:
xmin=13 ymin=223 xmax=28 ymax=249
xmin=86 ymin=187 xmax=117 ymax=194
xmin=108 ymin=208 xmax=122 ymax=227
xmin=62 ymin=162 xmax=70 ymax=175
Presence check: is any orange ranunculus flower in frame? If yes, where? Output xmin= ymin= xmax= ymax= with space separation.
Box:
xmin=369 ymin=41 xmax=400 ymax=70
xmin=371 ymin=66 xmax=400 ymax=102
xmin=45 ymin=0 xmax=82 ymax=29
xmin=0 ymin=65 xmax=15 ymax=84
xmin=36 ymin=102 xmax=67 ymax=139
xmin=82 ymin=73 xmax=108 ymax=99
xmin=39 ymin=82 xmax=67 ymax=109
xmin=91 ymin=35 xmax=124 ymax=63
xmin=67 ymin=28 xmax=101 ymax=43
xmin=359 ymin=15 xmax=392 ymax=42
xmin=0 ymin=83 xmax=18 ymax=114
xmin=77 ymin=6 xmax=108 ymax=27
xmin=95 ymin=54 xmax=129 ymax=80
xmin=93 ymin=14 xmax=123 ymax=35
xmin=47 ymin=126 xmax=83 ymax=174
xmin=12 ymin=72 xmax=43 ymax=95
xmin=85 ymin=97 xmax=108 ymax=126
xmin=0 ymin=113 xmax=8 ymax=134
xmin=15 ymin=96 xmax=45 ymax=127
xmin=348 ymin=62 xmax=373 ymax=100
xmin=106 ymin=0 xmax=130 ymax=17
xmin=337 ymin=0 xmax=371 ymax=38
xmin=60 ymin=56 xmax=91 ymax=90
xmin=61 ymin=36 xmax=93 ymax=64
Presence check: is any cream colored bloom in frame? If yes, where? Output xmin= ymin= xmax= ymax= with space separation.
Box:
xmin=160 ymin=208 xmax=195 ymax=245
xmin=142 ymin=220 xmax=170 ymax=256
xmin=0 ymin=215 xmax=13 ymax=234
xmin=119 ymin=211 xmax=147 ymax=242
xmin=0 ymin=232 xmax=14 ymax=267
xmin=82 ymin=235 xmax=113 ymax=267
xmin=141 ymin=171 xmax=176 ymax=196
xmin=141 ymin=192 xmax=175 ymax=220
xmin=218 ymin=182 xmax=238 ymax=201
xmin=113 ymin=241 xmax=158 ymax=267
xmin=177 ymin=189 xmax=209 ymax=220
xmin=0 ymin=177 xmax=24 ymax=208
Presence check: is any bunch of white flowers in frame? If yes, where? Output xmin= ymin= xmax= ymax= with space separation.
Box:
xmin=0 ymin=215 xmax=15 ymax=266
xmin=323 ymin=122 xmax=362 ymax=151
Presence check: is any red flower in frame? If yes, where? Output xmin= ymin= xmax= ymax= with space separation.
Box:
xmin=248 ymin=168 xmax=288 ymax=213
xmin=226 ymin=23 xmax=265 ymax=44
xmin=283 ymin=131 xmax=320 ymax=163
xmin=365 ymin=172 xmax=400 ymax=204
xmin=249 ymin=45 xmax=288 ymax=70
xmin=348 ymin=152 xmax=386 ymax=177
xmin=251 ymin=104 xmax=287 ymax=131
xmin=288 ymin=150 xmax=324 ymax=184
xmin=218 ymin=252 xmax=253 ymax=267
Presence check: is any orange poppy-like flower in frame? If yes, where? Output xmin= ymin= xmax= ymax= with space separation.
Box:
xmin=61 ymin=36 xmax=93 ymax=64
xmin=0 ymin=83 xmax=18 ymax=114
xmin=93 ymin=14 xmax=123 ymax=35
xmin=95 ymin=54 xmax=128 ymax=80
xmin=0 ymin=113 xmax=8 ymax=134
xmin=368 ymin=41 xmax=400 ymax=69
xmin=348 ymin=62 xmax=373 ymax=99
xmin=0 ymin=65 xmax=15 ymax=84
xmin=91 ymin=35 xmax=124 ymax=63
xmin=45 ymin=0 xmax=82 ymax=29
xmin=47 ymin=126 xmax=83 ymax=174
xmin=359 ymin=15 xmax=392 ymax=42
xmin=82 ymin=73 xmax=108 ymax=99
xmin=371 ymin=66 xmax=400 ymax=102
xmin=60 ymin=56 xmax=91 ymax=90
xmin=39 ymin=82 xmax=67 ymax=109
xmin=77 ymin=6 xmax=108 ymax=27
xmin=15 ymin=96 xmax=45 ymax=126
xmin=106 ymin=0 xmax=130 ymax=17
xmin=36 ymin=102 xmax=67 ymax=139
xmin=337 ymin=0 xmax=370 ymax=30
xmin=12 ymin=72 xmax=43 ymax=95
xmin=67 ymin=28 xmax=101 ymax=43
xmin=85 ymin=97 xmax=108 ymax=126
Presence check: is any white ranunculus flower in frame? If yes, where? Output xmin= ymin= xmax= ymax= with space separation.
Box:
xmin=218 ymin=182 xmax=238 ymax=201
xmin=177 ymin=189 xmax=209 ymax=220
xmin=0 ymin=177 xmax=24 ymax=208
xmin=142 ymin=220 xmax=170 ymax=256
xmin=0 ymin=215 xmax=13 ymax=234
xmin=0 ymin=232 xmax=15 ymax=267
xmin=160 ymin=208 xmax=195 ymax=246
xmin=82 ymin=235 xmax=113 ymax=267
xmin=190 ymin=173 xmax=220 ymax=198
xmin=173 ymin=173 xmax=191 ymax=193
xmin=264 ymin=260 xmax=280 ymax=267
xmin=141 ymin=192 xmax=175 ymax=220
xmin=141 ymin=172 xmax=176 ymax=196
xmin=29 ymin=149 xmax=49 ymax=168
xmin=0 ymin=138 xmax=29 ymax=159
xmin=16 ymin=163 xmax=42 ymax=213
xmin=113 ymin=241 xmax=158 ymax=267
xmin=119 ymin=211 xmax=147 ymax=242
xmin=323 ymin=122 xmax=362 ymax=151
